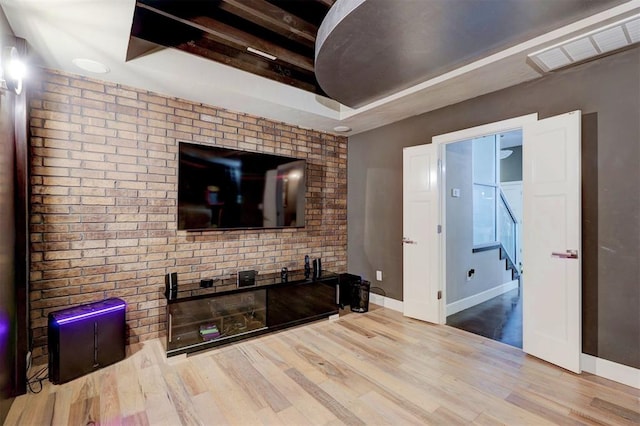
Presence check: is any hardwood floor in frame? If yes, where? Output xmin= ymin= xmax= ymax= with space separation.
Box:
xmin=5 ymin=306 xmax=639 ymax=425
xmin=446 ymin=287 xmax=523 ymax=349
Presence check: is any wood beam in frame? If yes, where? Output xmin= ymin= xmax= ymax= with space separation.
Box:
xmin=191 ymin=15 xmax=314 ymax=71
xmin=136 ymin=2 xmax=314 ymax=72
xmin=314 ymin=0 xmax=336 ymax=8
xmin=218 ymin=0 xmax=317 ymax=49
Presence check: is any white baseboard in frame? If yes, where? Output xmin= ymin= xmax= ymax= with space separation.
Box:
xmin=581 ymin=353 xmax=640 ymax=389
xmin=369 ymin=293 xmax=403 ymax=312
xmin=446 ymin=280 xmax=519 ymax=317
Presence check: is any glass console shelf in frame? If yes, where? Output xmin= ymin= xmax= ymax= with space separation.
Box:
xmin=165 ymin=270 xmax=339 ymax=356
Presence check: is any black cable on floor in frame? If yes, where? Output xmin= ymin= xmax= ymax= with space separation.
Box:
xmin=26 ymin=365 xmax=49 ymax=394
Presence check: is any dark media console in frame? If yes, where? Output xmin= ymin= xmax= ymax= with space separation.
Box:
xmin=164 ymin=270 xmax=340 ymax=356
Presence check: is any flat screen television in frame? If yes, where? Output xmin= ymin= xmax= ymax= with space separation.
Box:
xmin=178 ymin=142 xmax=306 ymax=231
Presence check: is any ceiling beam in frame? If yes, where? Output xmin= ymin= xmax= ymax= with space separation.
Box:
xmin=191 ymin=15 xmax=314 ymax=72
xmin=217 ymin=0 xmax=317 ymax=49
xmin=136 ymin=2 xmax=314 ymax=72
xmin=314 ymin=0 xmax=337 ymax=8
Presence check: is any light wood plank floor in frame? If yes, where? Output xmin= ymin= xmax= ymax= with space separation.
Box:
xmin=5 ymin=306 xmax=639 ymax=425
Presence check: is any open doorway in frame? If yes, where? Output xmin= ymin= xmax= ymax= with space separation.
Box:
xmin=404 ymin=111 xmax=582 ymax=372
xmin=443 ymin=130 xmax=523 ymax=348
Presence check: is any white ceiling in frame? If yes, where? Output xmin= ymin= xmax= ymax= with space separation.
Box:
xmin=1 ymin=0 xmax=639 ymax=136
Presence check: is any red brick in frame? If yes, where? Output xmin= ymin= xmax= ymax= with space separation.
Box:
xmin=29 ymin=69 xmax=347 ymax=362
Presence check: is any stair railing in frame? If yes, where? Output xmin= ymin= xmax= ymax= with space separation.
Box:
xmin=498 ymin=189 xmax=518 ymax=275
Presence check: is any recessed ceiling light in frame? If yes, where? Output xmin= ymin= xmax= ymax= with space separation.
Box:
xmin=333 ymin=125 xmax=352 ymax=133
xmin=72 ymin=58 xmax=110 ymax=74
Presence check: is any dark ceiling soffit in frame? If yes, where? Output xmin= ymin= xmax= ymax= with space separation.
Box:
xmin=126 ymin=36 xmax=163 ymax=62
xmin=128 ymin=0 xmax=332 ymax=96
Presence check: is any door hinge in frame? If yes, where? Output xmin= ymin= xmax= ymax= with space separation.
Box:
xmin=437 ymin=225 xmax=442 ymax=234
xmin=437 ymin=290 xmax=442 ymax=300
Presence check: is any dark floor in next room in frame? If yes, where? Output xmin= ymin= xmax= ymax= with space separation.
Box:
xmin=446 ymin=287 xmax=522 ymax=348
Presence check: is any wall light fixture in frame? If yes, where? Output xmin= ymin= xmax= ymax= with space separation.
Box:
xmin=1 ymin=46 xmax=26 ymax=95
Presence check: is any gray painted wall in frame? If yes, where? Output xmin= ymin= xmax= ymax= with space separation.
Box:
xmin=501 ymin=145 xmax=522 ymax=182
xmin=347 ymin=47 xmax=640 ymax=369
xmin=445 ymin=141 xmax=512 ymax=304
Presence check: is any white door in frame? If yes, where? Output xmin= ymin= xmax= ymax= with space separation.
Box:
xmin=403 ymin=144 xmax=441 ymax=323
xmin=523 ymin=111 xmax=582 ymax=373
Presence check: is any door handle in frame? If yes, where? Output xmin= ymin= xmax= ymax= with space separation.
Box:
xmin=402 ymin=237 xmax=417 ymax=245
xmin=551 ymin=249 xmax=578 ymax=259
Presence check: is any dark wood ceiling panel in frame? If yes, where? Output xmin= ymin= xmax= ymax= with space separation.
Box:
xmin=265 ymin=0 xmax=334 ymax=27
xmin=179 ymin=38 xmax=318 ymax=93
xmin=217 ymin=0 xmax=317 ymax=49
xmin=129 ymin=0 xmax=332 ymax=96
xmin=189 ymin=15 xmax=315 ymax=72
xmin=315 ymin=0 xmax=338 ymax=8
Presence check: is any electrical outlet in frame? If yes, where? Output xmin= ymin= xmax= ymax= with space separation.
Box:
xmin=467 ymin=268 xmax=475 ymax=281
xmin=26 ymin=351 xmax=32 ymax=371
xmin=376 ymin=270 xmax=383 ymax=281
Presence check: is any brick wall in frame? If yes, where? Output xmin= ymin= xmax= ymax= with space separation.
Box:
xmin=28 ymin=69 xmax=347 ymax=363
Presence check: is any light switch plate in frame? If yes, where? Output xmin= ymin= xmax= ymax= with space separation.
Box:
xmin=376 ymin=270 xmax=383 ymax=281
xmin=452 ymin=188 xmax=461 ymax=197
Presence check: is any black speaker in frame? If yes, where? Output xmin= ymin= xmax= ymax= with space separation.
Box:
xmin=338 ymin=273 xmax=361 ymax=308
xmin=165 ymin=272 xmax=178 ymax=300
xmin=351 ymin=280 xmax=371 ymax=313
xmin=312 ymin=258 xmax=322 ymax=280
xmin=304 ymin=255 xmax=311 ymax=279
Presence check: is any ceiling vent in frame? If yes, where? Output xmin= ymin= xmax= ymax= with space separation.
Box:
xmin=529 ymin=14 xmax=640 ymax=72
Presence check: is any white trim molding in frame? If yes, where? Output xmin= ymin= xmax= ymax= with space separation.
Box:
xmin=446 ymin=280 xmax=519 ymax=317
xmin=432 ymin=114 xmax=538 ymax=146
xmin=581 ymin=353 xmax=640 ymax=389
xmin=433 ymin=113 xmax=537 ymax=325
xmin=369 ymin=293 xmax=403 ymax=313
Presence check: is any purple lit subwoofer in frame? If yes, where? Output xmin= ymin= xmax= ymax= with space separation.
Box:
xmin=48 ymin=298 xmax=126 ymax=384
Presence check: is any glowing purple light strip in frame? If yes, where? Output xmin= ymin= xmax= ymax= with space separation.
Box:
xmin=54 ymin=303 xmax=126 ymax=325
xmin=0 ymin=313 xmax=7 ymax=355
xmin=0 ymin=313 xmax=8 ymax=338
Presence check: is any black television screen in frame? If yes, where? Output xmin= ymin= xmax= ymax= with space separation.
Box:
xmin=178 ymin=142 xmax=306 ymax=230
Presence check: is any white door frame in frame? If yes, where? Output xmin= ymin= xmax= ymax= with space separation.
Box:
xmin=432 ymin=113 xmax=538 ymax=324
